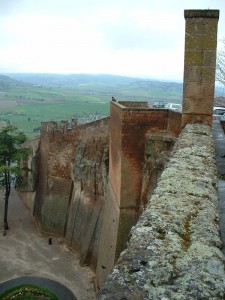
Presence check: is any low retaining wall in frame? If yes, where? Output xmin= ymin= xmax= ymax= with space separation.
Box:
xmin=98 ymin=123 xmax=225 ymax=299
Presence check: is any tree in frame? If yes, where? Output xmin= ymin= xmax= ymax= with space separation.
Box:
xmin=216 ymin=38 xmax=225 ymax=87
xmin=0 ymin=126 xmax=29 ymax=234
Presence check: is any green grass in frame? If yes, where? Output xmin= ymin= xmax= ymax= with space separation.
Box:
xmin=0 ymin=283 xmax=59 ymax=300
xmin=1 ymin=102 xmax=109 ymax=138
xmin=0 ymin=121 xmax=6 ymax=129
xmin=0 ymin=73 xmax=185 ymax=139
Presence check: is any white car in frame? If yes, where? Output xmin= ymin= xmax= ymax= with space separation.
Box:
xmin=220 ymin=113 xmax=225 ymax=121
xmin=213 ymin=106 xmax=225 ymax=122
xmin=165 ymin=103 xmax=182 ymax=111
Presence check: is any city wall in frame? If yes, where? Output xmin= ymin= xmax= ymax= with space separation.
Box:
xmin=18 ymin=8 xmax=225 ymax=298
xmin=33 ymin=120 xmax=80 ymax=235
xmin=96 ymin=101 xmax=181 ymax=287
xmin=98 ymin=9 xmax=223 ymax=298
xmin=24 ymin=105 xmax=178 ymax=277
xmin=98 ymin=123 xmax=225 ymax=299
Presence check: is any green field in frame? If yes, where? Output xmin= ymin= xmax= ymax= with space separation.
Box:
xmin=1 ymin=102 xmax=109 ymax=138
xmin=0 ymin=74 xmax=114 ymax=138
xmin=0 ymin=73 xmax=185 ymax=139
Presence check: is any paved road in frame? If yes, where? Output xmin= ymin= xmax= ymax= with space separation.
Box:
xmin=212 ymin=122 xmax=225 ymax=255
xmin=0 ymin=188 xmax=96 ymax=300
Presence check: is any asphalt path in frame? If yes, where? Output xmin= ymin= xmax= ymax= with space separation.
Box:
xmin=0 ymin=188 xmax=96 ymax=300
xmin=212 ymin=122 xmax=225 ymax=255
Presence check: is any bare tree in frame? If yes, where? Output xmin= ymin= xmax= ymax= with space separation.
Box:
xmin=216 ymin=38 xmax=225 ymax=87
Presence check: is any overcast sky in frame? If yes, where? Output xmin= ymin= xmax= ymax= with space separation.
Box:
xmin=0 ymin=0 xmax=225 ymax=81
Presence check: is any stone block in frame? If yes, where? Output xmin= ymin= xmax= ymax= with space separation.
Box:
xmin=183 ymin=82 xmax=214 ymax=115
xmin=202 ymin=83 xmax=215 ymax=106
xmin=204 ymin=50 xmax=217 ymax=67
xmin=203 ymin=33 xmax=217 ymax=49
xmin=182 ymin=92 xmax=213 ymax=116
xmin=205 ymin=18 xmax=220 ymax=34
xmin=185 ymin=50 xmax=204 ymax=66
xmin=183 ymin=82 xmax=203 ymax=101
xmin=185 ymin=19 xmax=205 ymax=35
xmin=185 ymin=34 xmax=205 ymax=50
xmin=202 ymin=67 xmax=216 ymax=83
xmin=184 ymin=66 xmax=203 ymax=82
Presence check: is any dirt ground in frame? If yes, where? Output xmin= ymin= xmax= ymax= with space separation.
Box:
xmin=0 ymin=188 xmax=96 ymax=300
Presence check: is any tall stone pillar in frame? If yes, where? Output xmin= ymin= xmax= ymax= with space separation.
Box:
xmin=182 ymin=10 xmax=219 ymax=127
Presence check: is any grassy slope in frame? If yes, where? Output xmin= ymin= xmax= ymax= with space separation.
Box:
xmin=1 ymin=73 xmax=184 ymax=139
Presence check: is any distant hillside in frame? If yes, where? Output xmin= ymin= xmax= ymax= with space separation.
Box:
xmin=214 ymin=96 xmax=225 ymax=107
xmin=6 ymin=73 xmax=183 ymax=102
xmin=0 ymin=74 xmax=25 ymax=89
xmin=1 ymin=73 xmax=224 ymax=139
xmin=5 ymin=73 xmax=225 ymax=101
xmin=6 ymin=73 xmax=137 ymax=88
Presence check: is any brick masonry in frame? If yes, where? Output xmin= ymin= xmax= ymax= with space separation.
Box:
xmin=96 ymin=101 xmax=182 ymax=287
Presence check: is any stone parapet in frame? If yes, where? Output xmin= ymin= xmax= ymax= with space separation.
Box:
xmin=98 ymin=123 xmax=225 ymax=299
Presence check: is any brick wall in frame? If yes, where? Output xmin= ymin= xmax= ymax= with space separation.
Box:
xmin=96 ymin=101 xmax=182 ymax=287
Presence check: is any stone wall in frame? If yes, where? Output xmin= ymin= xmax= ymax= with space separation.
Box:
xmin=18 ymin=138 xmax=40 ymax=211
xmin=33 ymin=120 xmax=79 ymax=235
xmin=32 ymin=117 xmax=109 ymax=271
xmin=65 ymin=118 xmax=109 ymax=269
xmin=34 ymin=118 xmax=108 ymax=235
xmin=96 ymin=101 xmax=182 ymax=287
xmin=98 ymin=123 xmax=225 ymax=299
xmin=30 ymin=105 xmax=180 ymax=284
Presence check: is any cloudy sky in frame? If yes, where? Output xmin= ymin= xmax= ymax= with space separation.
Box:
xmin=0 ymin=0 xmax=225 ymax=81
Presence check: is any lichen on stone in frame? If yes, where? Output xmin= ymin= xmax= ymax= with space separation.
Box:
xmin=98 ymin=124 xmax=225 ymax=300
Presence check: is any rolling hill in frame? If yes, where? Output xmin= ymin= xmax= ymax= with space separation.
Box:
xmin=0 ymin=73 xmax=224 ymax=139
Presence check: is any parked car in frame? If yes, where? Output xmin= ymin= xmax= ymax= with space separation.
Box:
xmin=220 ymin=113 xmax=225 ymax=121
xmin=213 ymin=106 xmax=225 ymax=122
xmin=165 ymin=103 xmax=182 ymax=111
xmin=220 ymin=113 xmax=225 ymax=133
xmin=152 ymin=101 xmax=167 ymax=108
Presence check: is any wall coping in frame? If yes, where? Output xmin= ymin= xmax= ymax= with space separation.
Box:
xmin=111 ymin=100 xmax=181 ymax=114
xmin=184 ymin=9 xmax=219 ymax=19
xmin=98 ymin=123 xmax=225 ymax=299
